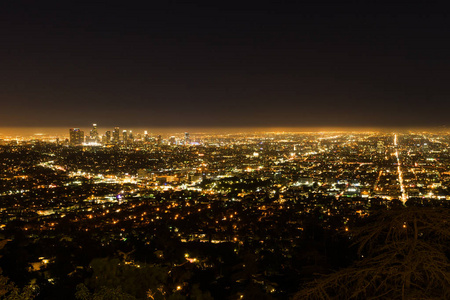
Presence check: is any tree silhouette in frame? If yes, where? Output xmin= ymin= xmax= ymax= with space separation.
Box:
xmin=0 ymin=239 xmax=35 ymax=300
xmin=75 ymin=283 xmax=136 ymax=300
xmin=294 ymin=207 xmax=450 ymax=300
xmin=84 ymin=258 xmax=169 ymax=299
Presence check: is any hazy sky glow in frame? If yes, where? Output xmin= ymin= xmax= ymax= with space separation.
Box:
xmin=1 ymin=1 xmax=449 ymax=128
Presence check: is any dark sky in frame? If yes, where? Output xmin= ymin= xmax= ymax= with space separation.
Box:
xmin=1 ymin=1 xmax=449 ymax=128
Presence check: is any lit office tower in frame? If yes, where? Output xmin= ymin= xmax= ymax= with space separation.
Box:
xmin=90 ymin=123 xmax=99 ymax=142
xmin=185 ymin=132 xmax=190 ymax=145
xmin=144 ymin=131 xmax=150 ymax=142
xmin=69 ymin=128 xmax=84 ymax=145
xmin=128 ymin=131 xmax=134 ymax=144
xmin=104 ymin=131 xmax=111 ymax=144
xmin=113 ymin=127 xmax=120 ymax=143
xmin=123 ymin=130 xmax=128 ymax=144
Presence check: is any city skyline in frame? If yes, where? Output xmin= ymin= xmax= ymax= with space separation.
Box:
xmin=3 ymin=124 xmax=450 ymax=140
xmin=1 ymin=2 xmax=450 ymax=298
xmin=1 ymin=129 xmax=449 ymax=298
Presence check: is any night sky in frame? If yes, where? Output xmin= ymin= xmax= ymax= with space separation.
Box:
xmin=1 ymin=1 xmax=449 ymax=128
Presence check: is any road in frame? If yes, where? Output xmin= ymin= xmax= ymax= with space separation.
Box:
xmin=394 ymin=134 xmax=407 ymax=203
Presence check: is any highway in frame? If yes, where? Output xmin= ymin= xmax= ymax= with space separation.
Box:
xmin=394 ymin=134 xmax=407 ymax=203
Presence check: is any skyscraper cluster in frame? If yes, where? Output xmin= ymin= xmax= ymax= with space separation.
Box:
xmin=69 ymin=128 xmax=84 ymax=145
xmin=69 ymin=124 xmax=191 ymax=146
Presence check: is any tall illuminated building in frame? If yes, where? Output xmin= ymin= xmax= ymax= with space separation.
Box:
xmin=128 ymin=131 xmax=134 ymax=144
xmin=184 ymin=132 xmax=190 ymax=145
xmin=123 ymin=130 xmax=128 ymax=144
xmin=104 ymin=131 xmax=111 ymax=144
xmin=113 ymin=127 xmax=120 ymax=143
xmin=90 ymin=123 xmax=99 ymax=142
xmin=69 ymin=128 xmax=84 ymax=145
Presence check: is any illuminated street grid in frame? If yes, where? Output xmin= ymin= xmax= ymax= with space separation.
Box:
xmin=0 ymin=128 xmax=449 ymax=297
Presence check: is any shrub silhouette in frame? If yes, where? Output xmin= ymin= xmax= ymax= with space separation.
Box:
xmin=294 ymin=207 xmax=450 ymax=300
